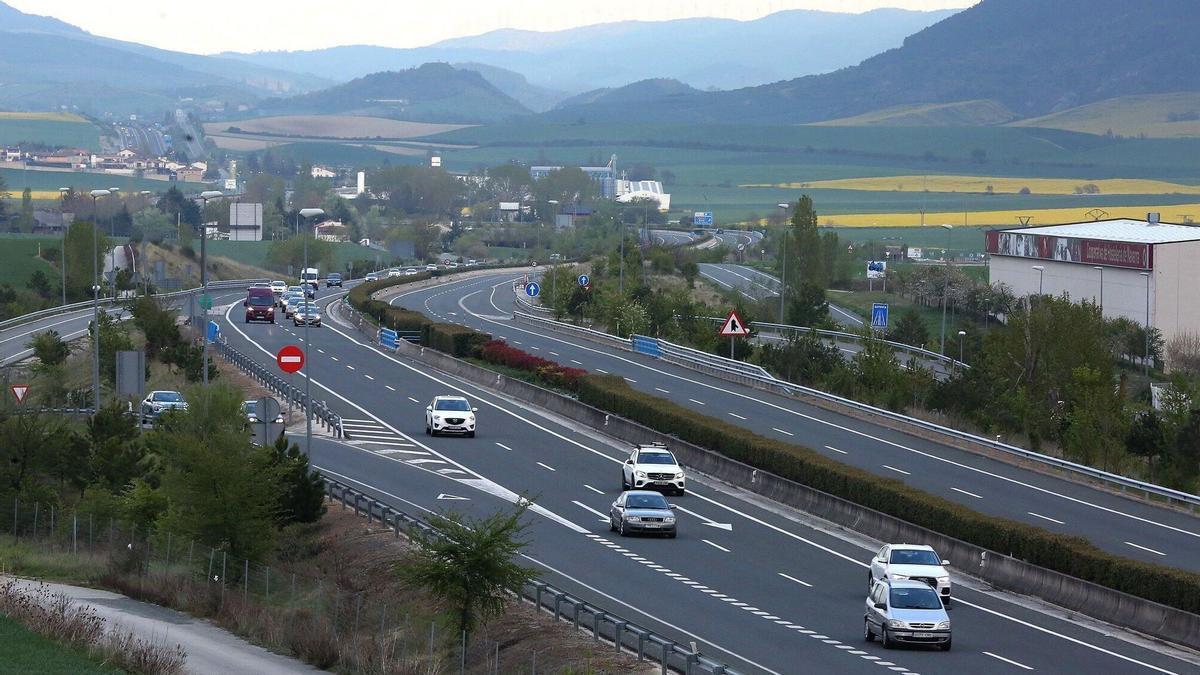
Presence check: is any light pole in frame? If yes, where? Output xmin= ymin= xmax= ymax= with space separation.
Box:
xmin=88 ymin=189 xmax=111 ymax=414
xmin=108 ymin=188 xmax=120 ymax=292
xmin=198 ymin=190 xmax=223 ymax=386
xmin=1093 ymin=265 xmax=1104 ymax=314
xmin=938 ymin=223 xmax=953 ymax=354
xmin=777 ymin=203 xmax=790 ymax=324
xmin=619 ymin=215 xmax=626 ymax=296
xmin=58 ymin=187 xmax=70 ymax=306
xmin=957 ymin=330 xmax=966 ymax=368
xmin=1140 ymin=271 xmax=1152 ymax=376
xmin=299 ymin=207 xmax=325 ymax=457
xmin=1031 ymin=265 xmax=1045 ymax=295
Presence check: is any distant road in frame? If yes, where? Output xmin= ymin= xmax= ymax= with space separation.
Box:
xmin=698 ymin=263 xmax=864 ymax=328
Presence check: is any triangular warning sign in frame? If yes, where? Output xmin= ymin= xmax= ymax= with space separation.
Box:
xmin=10 ymin=384 xmax=29 ymax=404
xmin=718 ymin=311 xmax=751 ymax=337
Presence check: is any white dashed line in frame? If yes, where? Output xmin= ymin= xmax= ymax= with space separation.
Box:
xmin=825 ymin=445 xmax=848 ymax=455
xmin=386 ymin=385 xmax=396 ymax=391
xmin=496 ymin=443 xmax=513 ymax=451
xmin=882 ymin=465 xmax=910 ymax=476
xmin=1028 ymin=512 xmax=1064 ymax=525
xmin=656 ymin=388 xmax=671 ymax=394
xmin=584 ymin=484 xmax=605 ymax=495
xmin=778 ymin=573 xmax=812 ymax=588
xmin=407 ymin=396 xmax=419 ymax=403
xmin=536 ymin=462 xmax=557 ymax=472
xmin=772 ymin=427 xmax=794 ymax=436
xmin=702 ymin=539 xmax=730 ymax=553
xmin=330 ymin=356 xmax=339 ymax=362
xmin=728 ymin=412 xmax=747 ymax=420
xmin=983 ymin=652 xmax=1034 ymax=670
xmin=364 ymin=374 xmax=374 ymax=380
xmin=549 ymin=351 xmax=560 ymax=356
xmin=1125 ymin=541 xmax=1166 ymax=556
xmin=571 ymin=359 xmax=584 ymax=365
xmin=624 ymin=378 xmax=637 ymax=383
xmin=596 ymin=368 xmax=609 ymax=374
xmin=952 ymin=487 xmax=983 ymax=499
xmin=689 ymin=398 xmax=706 ymax=406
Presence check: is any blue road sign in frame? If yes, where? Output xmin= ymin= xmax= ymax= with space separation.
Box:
xmin=206 ymin=320 xmax=221 ymax=343
xmin=525 ymin=281 xmax=541 ymax=298
xmin=694 ymin=212 xmax=714 ymax=226
xmin=871 ymin=303 xmax=889 ymax=329
xmin=578 ymin=274 xmax=590 ymax=287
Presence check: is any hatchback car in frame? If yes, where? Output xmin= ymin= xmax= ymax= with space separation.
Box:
xmin=283 ymin=292 xmax=306 ymax=317
xmin=868 ymin=544 xmax=952 ymax=606
xmin=425 ymin=395 xmax=476 ymax=437
xmin=865 ymin=579 xmax=951 ymax=650
xmin=609 ymin=490 xmax=677 ymax=538
xmin=140 ymin=390 xmax=187 ymax=423
xmin=293 ymin=303 xmax=321 ymax=327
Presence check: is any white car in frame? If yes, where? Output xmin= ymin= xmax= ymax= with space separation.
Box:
xmin=140 ymin=390 xmax=187 ymax=423
xmin=269 ymin=280 xmax=288 ymax=298
xmin=621 ymin=443 xmax=686 ymax=495
xmin=283 ymin=292 xmax=305 ymax=317
xmin=425 ymin=264 xmax=438 ymax=272
xmin=425 ymin=395 xmax=477 ymax=437
xmin=404 ymin=268 xmax=418 ymax=276
xmin=387 ymin=269 xmax=402 ymax=278
xmin=868 ymin=544 xmax=952 ymax=607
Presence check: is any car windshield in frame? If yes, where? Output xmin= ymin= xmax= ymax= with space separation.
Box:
xmin=626 ymin=494 xmax=669 ymax=510
xmin=638 ymin=452 xmax=676 ymax=465
xmin=889 ymin=587 xmax=943 ymax=610
xmin=434 ymin=399 xmax=471 ymax=411
xmin=154 ymin=392 xmax=182 ymax=403
xmin=243 ymin=401 xmax=256 ymax=414
xmin=889 ymin=549 xmax=941 ymax=566
xmin=288 ymin=287 xmax=303 ymax=293
xmin=328 ymin=274 xmax=340 ymax=279
xmin=249 ymin=295 xmax=272 ymax=306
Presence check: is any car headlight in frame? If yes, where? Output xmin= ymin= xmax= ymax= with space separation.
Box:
xmin=886 ymin=619 xmax=905 ymax=629
xmin=937 ymin=576 xmax=950 ymax=584
xmin=664 ymin=516 xmax=676 ymax=523
xmin=635 ymin=471 xmax=646 ymax=478
xmin=432 ymin=415 xmax=442 ymax=421
xmin=936 ymin=621 xmax=951 ymax=630
xmin=889 ymin=573 xmax=909 ymax=581
xmin=625 ymin=515 xmax=641 ymax=522
xmin=151 ymin=404 xmax=162 ymax=411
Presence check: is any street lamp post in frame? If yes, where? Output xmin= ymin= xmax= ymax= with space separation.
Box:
xmin=957 ymin=330 xmax=967 ymax=368
xmin=1032 ymin=265 xmax=1045 ymax=295
xmin=777 ymin=203 xmax=790 ymax=324
xmin=58 ymin=187 xmax=70 ymax=306
xmin=1140 ymin=271 xmax=1152 ymax=376
xmin=1093 ymin=265 xmax=1104 ymax=314
xmin=108 ymin=188 xmax=120 ymax=292
xmin=88 ymin=189 xmax=111 ymax=413
xmin=938 ymin=224 xmax=953 ymax=354
xmin=299 ymin=207 xmax=325 ymax=457
xmin=198 ymin=191 xmax=223 ymax=386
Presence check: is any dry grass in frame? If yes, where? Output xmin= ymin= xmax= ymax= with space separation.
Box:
xmin=141 ymin=242 xmax=277 ymax=287
xmin=0 ymin=579 xmax=186 ymax=674
xmin=0 ymin=111 xmax=89 ymax=122
xmin=748 ymin=175 xmax=1200 ymax=196
xmin=203 ymin=116 xmax=469 ymax=140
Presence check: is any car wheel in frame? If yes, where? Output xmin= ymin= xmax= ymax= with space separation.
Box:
xmin=941 ymin=638 xmax=952 ymax=652
xmin=609 ymin=516 xmax=617 ymax=532
xmin=867 ymin=572 xmax=875 ymax=594
xmin=621 ymin=472 xmax=629 ymax=491
xmin=943 ymin=597 xmax=952 ymax=609
xmin=425 ymin=423 xmax=431 ymax=435
xmin=864 ymin=619 xmax=875 ymax=642
xmin=666 ymin=530 xmax=676 ymax=539
xmin=882 ymin=627 xmax=894 ymax=649
xmin=676 ymin=488 xmax=686 ymax=496
xmin=467 ymin=431 xmax=475 ymax=438
xmin=618 ymin=519 xmax=627 ymax=537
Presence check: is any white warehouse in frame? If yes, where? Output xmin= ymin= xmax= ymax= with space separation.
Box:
xmin=986 ymin=218 xmax=1200 ymax=359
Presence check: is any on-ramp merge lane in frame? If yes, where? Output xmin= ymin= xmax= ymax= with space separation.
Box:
xmin=213 ymin=286 xmax=1195 ymax=675
xmin=409 ymin=273 xmax=1200 ymax=573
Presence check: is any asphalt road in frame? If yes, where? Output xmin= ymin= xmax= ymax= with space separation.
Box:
xmin=207 ymin=278 xmax=1197 ymax=675
xmin=699 ymin=263 xmax=865 ymax=328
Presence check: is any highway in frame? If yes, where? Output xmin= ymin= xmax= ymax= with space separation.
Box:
xmin=699 ymin=262 xmax=866 ymax=327
xmin=205 ymin=276 xmax=1196 ymax=674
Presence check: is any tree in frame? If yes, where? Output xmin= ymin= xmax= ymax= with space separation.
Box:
xmin=1060 ymin=366 xmax=1127 ymax=470
xmin=17 ymin=187 xmax=34 ymax=233
xmin=28 ymin=330 xmax=69 ymax=368
xmin=266 ymin=235 xmax=334 ymax=275
xmin=1166 ymin=331 xmax=1200 ymax=376
xmin=92 ymin=309 xmax=134 ymax=385
xmin=786 ymin=281 xmax=830 ymax=327
xmin=132 ymin=208 xmax=174 ymax=244
xmin=680 ymin=260 xmax=699 ymax=288
xmin=27 ymin=270 xmax=53 ymax=299
xmin=778 ymin=195 xmax=829 ymax=291
xmin=400 ymin=501 xmax=537 ymax=636
xmin=0 ymin=173 xmax=8 ymax=222
xmin=156 ymin=186 xmax=201 ymax=228
xmin=267 ymin=434 xmax=326 ymax=525
xmin=64 ymin=221 xmax=110 ymax=300
xmin=130 ymin=295 xmax=182 ymax=360
xmin=531 ymin=167 xmax=599 ymax=205
xmin=1126 ymin=411 xmax=1167 ymax=481
xmin=887 ymin=308 xmax=930 ymax=348
xmin=758 ymin=331 xmax=842 ymax=386
xmin=87 ymin=402 xmax=146 ymax=492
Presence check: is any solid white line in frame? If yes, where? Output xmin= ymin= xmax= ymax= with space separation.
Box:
xmin=825 ymin=445 xmax=848 ymax=455
xmin=728 ymin=412 xmax=747 ymax=420
xmin=572 ymin=500 xmax=609 ymax=521
xmin=584 ymin=484 xmax=605 ymax=495
xmin=983 ymin=652 xmax=1034 ymax=671
xmin=772 ymin=427 xmax=794 ymax=436
xmin=495 ymin=443 xmax=512 ymax=451
xmin=882 ymin=465 xmax=911 ymax=476
xmin=702 ymin=539 xmax=730 ymax=553
xmin=1028 ymin=512 xmax=1065 ymax=525
xmin=1125 ymin=541 xmax=1166 ymax=556
xmin=537 ymin=462 xmax=557 ymax=472
xmin=689 ymin=398 xmax=706 ymax=406
xmin=952 ymin=487 xmax=983 ymax=499
xmin=778 ymin=573 xmax=812 ymax=588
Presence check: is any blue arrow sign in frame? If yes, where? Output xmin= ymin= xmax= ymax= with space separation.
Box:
xmin=578 ymin=274 xmax=590 ymax=287
xmin=871 ymin=303 xmax=889 ymax=329
xmin=525 ymin=281 xmax=541 ymax=298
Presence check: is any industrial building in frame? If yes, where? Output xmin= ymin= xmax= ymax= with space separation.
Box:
xmin=532 ymin=155 xmax=618 ymax=198
xmin=986 ymin=217 xmax=1200 ymax=359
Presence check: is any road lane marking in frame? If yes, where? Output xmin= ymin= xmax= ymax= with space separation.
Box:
xmin=689 ymin=399 xmax=706 ymax=406
xmin=778 ymin=573 xmax=812 ymax=588
xmin=656 ymin=388 xmax=671 ymax=394
xmin=345 ymin=365 xmax=355 ymax=370
xmin=549 ymin=351 xmax=560 ymax=356
xmin=728 ymin=412 xmax=747 ymax=420
xmin=584 ymin=485 xmax=605 ymax=495
xmin=407 ymin=396 xmax=419 ymax=403
xmin=983 ymin=652 xmax=1034 ymax=670
xmin=386 ymin=385 xmax=397 ymax=391
xmin=772 ymin=427 xmax=794 ymax=436
xmin=952 ymin=487 xmax=983 ymax=499
xmin=1028 ymin=512 xmax=1064 ymax=525
xmin=882 ymin=465 xmax=911 ymax=476
xmin=624 ymin=378 xmax=637 ymax=383
xmin=364 ymin=374 xmax=375 ymax=380
xmin=537 ymin=462 xmax=557 ymax=472
xmin=494 ymin=442 xmax=513 ymax=451
xmin=317 ymin=349 xmax=325 ymax=354
xmin=530 ymin=346 xmax=540 ymax=350
xmin=330 ymin=356 xmax=339 ymax=362
xmin=571 ymin=359 xmax=584 ymax=365
xmin=1125 ymin=541 xmax=1166 ymax=556
xmin=596 ymin=368 xmax=608 ymax=374
xmin=702 ymin=539 xmax=730 ymax=553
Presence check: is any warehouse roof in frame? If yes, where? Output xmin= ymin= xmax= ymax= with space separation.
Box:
xmin=1000 ymin=219 xmax=1200 ymax=245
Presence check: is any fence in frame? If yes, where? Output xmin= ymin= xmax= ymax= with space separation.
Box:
xmin=378 ymin=328 xmax=420 ymax=351
xmin=213 ymin=340 xmax=343 ymax=439
xmin=513 ymin=312 xmax=1200 ymax=510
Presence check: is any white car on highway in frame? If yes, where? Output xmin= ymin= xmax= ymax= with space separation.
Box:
xmin=140 ymin=390 xmax=187 ymax=424
xmin=868 ymin=544 xmax=952 ymax=606
xmin=404 ymin=268 xmax=419 ymax=276
xmin=269 ymin=280 xmax=288 ymax=298
xmin=425 ymin=395 xmax=477 ymax=437
xmin=621 ymin=443 xmax=686 ymax=495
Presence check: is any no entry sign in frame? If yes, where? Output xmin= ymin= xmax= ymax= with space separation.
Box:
xmin=277 ymin=345 xmax=305 ymax=373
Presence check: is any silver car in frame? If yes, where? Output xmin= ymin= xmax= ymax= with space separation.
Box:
xmin=608 ymin=490 xmax=677 ymax=538
xmin=140 ymin=390 xmax=187 ymax=423
xmin=293 ymin=303 xmax=322 ymax=327
xmin=864 ymin=579 xmax=951 ymax=651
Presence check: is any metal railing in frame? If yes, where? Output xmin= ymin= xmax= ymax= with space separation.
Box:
xmin=0 ymin=278 xmax=269 ymax=331
xmin=514 ymin=311 xmax=1200 ymax=509
xmin=323 ymin=477 xmax=741 ymax=675
xmin=214 ymin=340 xmax=343 ymax=439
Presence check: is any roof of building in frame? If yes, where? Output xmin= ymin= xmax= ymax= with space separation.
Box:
xmin=999 ymin=218 xmax=1200 ymax=245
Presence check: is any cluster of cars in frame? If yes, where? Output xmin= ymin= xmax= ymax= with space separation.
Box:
xmin=865 ymin=545 xmax=954 ymax=650
xmin=247 ymin=281 xmax=322 ymax=326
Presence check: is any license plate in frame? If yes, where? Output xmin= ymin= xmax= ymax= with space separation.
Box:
xmin=643 ymin=523 xmax=661 ymax=528
xmin=913 ymin=633 xmax=936 ymax=638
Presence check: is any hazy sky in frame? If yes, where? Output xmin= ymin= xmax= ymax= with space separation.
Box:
xmin=8 ymin=0 xmax=972 ymax=54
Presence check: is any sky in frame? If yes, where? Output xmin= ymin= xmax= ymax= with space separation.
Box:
xmin=8 ymin=0 xmax=973 ymax=54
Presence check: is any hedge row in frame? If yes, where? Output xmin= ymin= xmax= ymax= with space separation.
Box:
xmin=347 ymin=274 xmax=434 ymax=332
xmin=423 ymin=323 xmax=491 ymax=358
xmin=576 ymin=374 xmax=1200 ymax=614
xmin=480 ymin=340 xmax=588 ymax=391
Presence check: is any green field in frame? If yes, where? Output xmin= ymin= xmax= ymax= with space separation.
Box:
xmin=205 ymin=240 xmax=383 ymax=273
xmin=0 ymin=615 xmax=122 ymax=674
xmin=0 ymin=114 xmax=101 ymax=151
xmin=0 ymin=169 xmax=206 ymax=199
xmin=0 ymin=235 xmax=62 ymax=289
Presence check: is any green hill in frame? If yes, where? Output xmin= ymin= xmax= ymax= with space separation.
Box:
xmin=1011 ymin=93 xmax=1200 ymax=138
xmin=810 ymin=100 xmax=1018 ymax=127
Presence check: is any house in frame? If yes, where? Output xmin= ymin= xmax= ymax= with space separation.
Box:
xmin=311 ymin=165 xmax=337 ymax=179
xmin=175 ymin=167 xmax=204 ymax=183
xmin=117 ymin=148 xmax=138 ymax=160
xmin=313 ymin=220 xmax=349 ymax=242
xmin=2 ymin=147 xmax=22 ymax=162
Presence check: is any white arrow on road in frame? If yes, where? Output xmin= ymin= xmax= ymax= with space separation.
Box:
xmin=674 ymin=505 xmax=733 ymax=531
xmin=437 ymin=493 xmax=470 ymax=501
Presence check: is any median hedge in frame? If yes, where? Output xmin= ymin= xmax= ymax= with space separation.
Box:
xmin=577 ymin=374 xmax=1200 ymax=614
xmin=422 ymin=323 xmax=491 ymax=358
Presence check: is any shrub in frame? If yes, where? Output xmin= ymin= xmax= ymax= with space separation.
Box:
xmin=422 ymin=323 xmax=490 ymax=357
xmin=576 ymin=374 xmax=1200 ymax=614
xmin=480 ymin=340 xmax=587 ymax=391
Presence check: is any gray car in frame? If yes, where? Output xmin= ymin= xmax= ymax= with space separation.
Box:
xmin=864 ymin=579 xmax=952 ymax=650
xmin=609 ymin=490 xmax=677 ymax=538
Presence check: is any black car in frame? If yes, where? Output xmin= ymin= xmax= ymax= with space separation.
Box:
xmin=326 ymin=273 xmax=343 ymax=288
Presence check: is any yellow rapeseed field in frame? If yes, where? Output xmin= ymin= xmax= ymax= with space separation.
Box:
xmin=747 ymin=175 xmax=1200 ymax=196
xmin=819 ymin=204 xmax=1200 ymax=228
xmin=0 ymin=112 xmax=89 ymax=123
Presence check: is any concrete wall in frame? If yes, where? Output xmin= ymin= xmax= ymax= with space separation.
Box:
xmin=1151 ymin=239 xmax=1200 ymax=349
xmin=990 ymin=255 xmax=1152 ymax=326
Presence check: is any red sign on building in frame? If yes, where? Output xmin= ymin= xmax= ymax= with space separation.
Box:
xmin=985 ymin=231 xmax=1151 ymax=269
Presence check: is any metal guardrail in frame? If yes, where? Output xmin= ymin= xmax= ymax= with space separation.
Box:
xmin=513 ymin=289 xmax=553 ymax=315
xmin=378 ymin=327 xmax=420 ymax=350
xmin=214 ymin=340 xmax=343 ymax=439
xmin=515 ymin=312 xmax=1200 ymax=509
xmin=0 ymin=278 xmax=270 ymax=331
xmin=322 ymin=476 xmax=741 ymax=675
